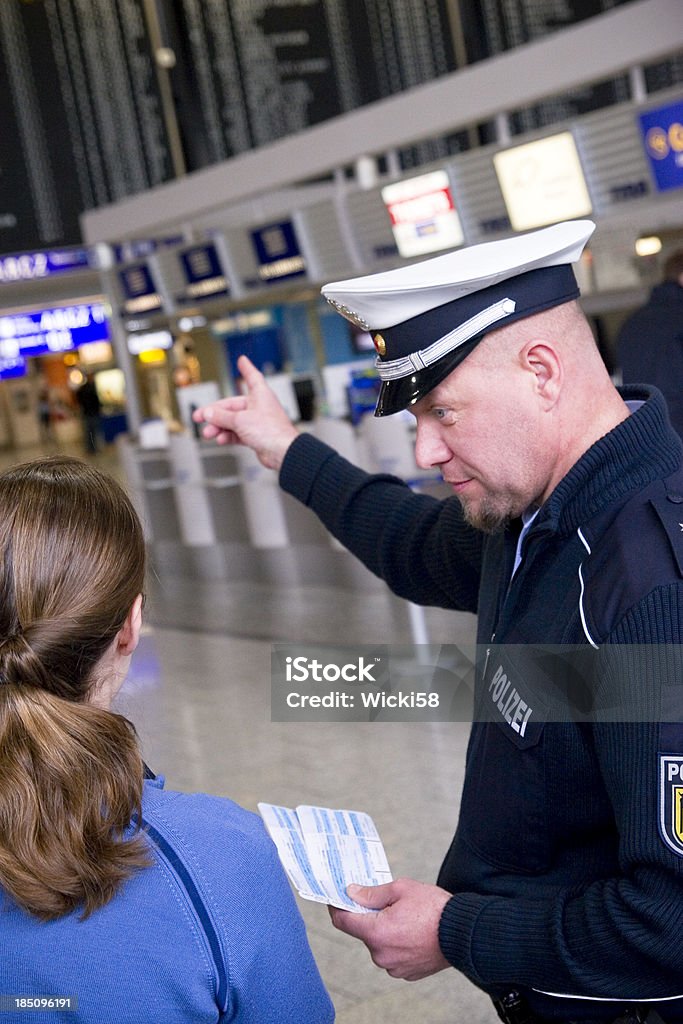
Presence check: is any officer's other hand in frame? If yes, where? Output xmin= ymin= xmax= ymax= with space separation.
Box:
xmin=192 ymin=355 xmax=300 ymax=471
xmin=328 ymin=878 xmax=451 ymax=981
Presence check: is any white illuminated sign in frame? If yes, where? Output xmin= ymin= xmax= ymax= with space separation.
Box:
xmin=381 ymin=170 xmax=464 ymax=257
xmin=493 ymin=132 xmax=592 ymax=232
xmin=127 ymin=330 xmax=173 ymax=355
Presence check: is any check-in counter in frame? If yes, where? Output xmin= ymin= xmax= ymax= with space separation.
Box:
xmin=116 ymin=434 xmax=181 ymax=544
xmin=167 ymin=434 xmax=252 ymax=547
xmin=234 ymin=446 xmax=290 ymax=549
xmin=167 ymin=434 xmax=216 ymax=547
xmin=118 ymin=412 xmax=445 ymax=553
xmin=117 ymin=435 xmax=181 ymax=543
xmin=201 ymin=447 xmax=250 ymax=543
xmin=116 ymin=434 xmax=150 ymax=539
xmin=139 ymin=451 xmax=181 ymax=542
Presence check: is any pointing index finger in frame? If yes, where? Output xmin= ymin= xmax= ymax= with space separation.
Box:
xmin=236 ymin=355 xmax=264 ymax=390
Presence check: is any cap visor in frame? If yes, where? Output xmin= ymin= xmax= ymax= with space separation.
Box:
xmin=374 ymin=336 xmax=482 ymax=416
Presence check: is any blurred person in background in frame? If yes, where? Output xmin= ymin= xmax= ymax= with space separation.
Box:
xmin=618 ymin=249 xmax=683 ymax=437
xmin=75 ymin=372 xmax=103 ymax=454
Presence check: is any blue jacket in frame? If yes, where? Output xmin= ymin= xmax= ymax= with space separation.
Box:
xmin=280 ymin=386 xmax=683 ymax=1020
xmin=0 ymin=775 xmax=334 ymax=1023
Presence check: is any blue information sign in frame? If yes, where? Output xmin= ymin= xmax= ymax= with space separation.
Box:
xmin=639 ymin=100 xmax=683 ymax=193
xmin=0 ymin=357 xmax=27 ymax=380
xmin=177 ymin=244 xmax=229 ymax=301
xmin=0 ymin=248 xmax=92 ymax=285
xmin=250 ymin=221 xmax=306 ymax=284
xmin=118 ymin=263 xmax=163 ymax=314
xmin=0 ymin=303 xmax=109 ymax=360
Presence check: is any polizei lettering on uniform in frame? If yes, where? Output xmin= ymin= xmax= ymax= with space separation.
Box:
xmin=488 ymin=665 xmax=533 ymax=736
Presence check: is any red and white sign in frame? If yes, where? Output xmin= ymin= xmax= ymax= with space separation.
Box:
xmin=382 ymin=170 xmax=464 ymax=258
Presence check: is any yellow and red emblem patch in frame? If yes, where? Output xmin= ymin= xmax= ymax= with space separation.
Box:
xmin=659 ymin=755 xmax=683 ymax=856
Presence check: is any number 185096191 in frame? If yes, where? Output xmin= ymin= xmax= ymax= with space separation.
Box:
xmin=0 ymin=997 xmax=78 ymax=1012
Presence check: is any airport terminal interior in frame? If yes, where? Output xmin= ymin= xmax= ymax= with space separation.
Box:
xmin=1 ymin=0 xmax=683 ymax=1019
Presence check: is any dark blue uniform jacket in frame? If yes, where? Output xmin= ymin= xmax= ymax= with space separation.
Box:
xmin=281 ymin=386 xmax=683 ymax=1021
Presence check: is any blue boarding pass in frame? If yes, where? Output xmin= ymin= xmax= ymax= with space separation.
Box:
xmin=258 ymin=803 xmax=392 ymax=913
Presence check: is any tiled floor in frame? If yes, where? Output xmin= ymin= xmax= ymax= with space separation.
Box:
xmin=2 ymin=438 xmax=497 ymax=1023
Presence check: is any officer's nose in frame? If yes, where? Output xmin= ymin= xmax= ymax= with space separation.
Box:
xmin=414 ymin=420 xmax=451 ymax=469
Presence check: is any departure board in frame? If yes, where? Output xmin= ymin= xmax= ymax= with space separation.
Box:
xmin=0 ymin=0 xmax=678 ymax=258
xmin=458 ymin=0 xmax=635 ymax=64
xmin=0 ymin=0 xmax=174 ymax=253
xmin=459 ymin=0 xmax=638 ymax=136
xmin=164 ymin=0 xmax=457 ymax=169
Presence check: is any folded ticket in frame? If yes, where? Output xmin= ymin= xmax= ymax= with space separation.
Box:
xmin=258 ymin=803 xmax=393 ymax=913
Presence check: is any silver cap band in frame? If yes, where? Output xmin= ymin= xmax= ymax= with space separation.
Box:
xmin=375 ymin=297 xmax=516 ymax=381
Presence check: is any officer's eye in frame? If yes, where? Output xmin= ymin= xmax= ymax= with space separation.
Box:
xmin=432 ymin=405 xmax=458 ymax=425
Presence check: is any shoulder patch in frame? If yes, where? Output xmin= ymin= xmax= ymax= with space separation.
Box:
xmin=659 ymin=754 xmax=683 ymax=857
xmin=650 ymin=491 xmax=683 ymax=578
xmin=580 ymin=480 xmax=683 ymax=640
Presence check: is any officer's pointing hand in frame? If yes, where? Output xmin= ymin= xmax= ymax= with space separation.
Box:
xmin=329 ymin=878 xmax=451 ymax=981
xmin=192 ymin=355 xmax=300 ymax=471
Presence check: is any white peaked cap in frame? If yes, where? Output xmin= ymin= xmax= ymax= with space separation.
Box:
xmin=321 ymin=219 xmax=596 ymax=416
xmin=322 ymin=219 xmax=595 ymax=330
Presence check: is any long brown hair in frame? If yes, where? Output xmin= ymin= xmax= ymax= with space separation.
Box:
xmin=0 ymin=456 xmax=149 ymax=919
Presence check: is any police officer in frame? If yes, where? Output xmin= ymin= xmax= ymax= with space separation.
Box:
xmin=194 ymin=221 xmax=683 ymax=1024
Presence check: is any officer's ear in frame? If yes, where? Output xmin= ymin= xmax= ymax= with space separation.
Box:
xmin=519 ymin=340 xmax=562 ymax=409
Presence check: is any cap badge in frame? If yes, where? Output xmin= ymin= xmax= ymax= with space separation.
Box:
xmin=373 ymin=333 xmax=386 ymax=357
